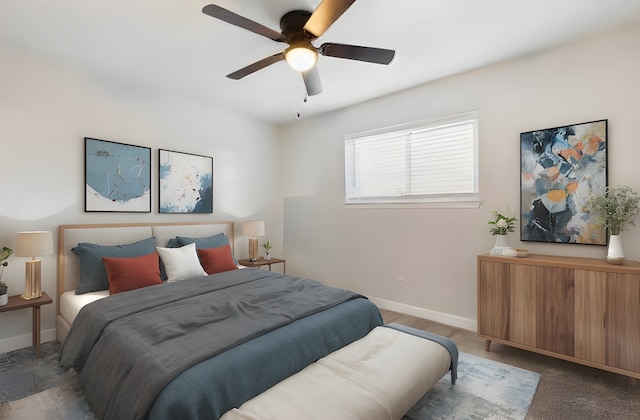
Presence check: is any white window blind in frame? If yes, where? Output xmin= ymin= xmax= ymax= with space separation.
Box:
xmin=345 ymin=112 xmax=479 ymax=206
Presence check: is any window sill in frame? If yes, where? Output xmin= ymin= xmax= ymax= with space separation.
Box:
xmin=343 ymin=195 xmax=482 ymax=209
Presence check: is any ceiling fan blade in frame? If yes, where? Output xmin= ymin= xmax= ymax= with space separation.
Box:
xmin=319 ymin=43 xmax=395 ymax=65
xmin=226 ymin=53 xmax=285 ymax=80
xmin=202 ymin=4 xmax=286 ymax=42
xmin=303 ymin=0 xmax=356 ymax=38
xmin=302 ymin=66 xmax=323 ymax=96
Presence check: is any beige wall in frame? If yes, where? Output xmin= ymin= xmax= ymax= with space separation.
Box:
xmin=279 ymin=22 xmax=640 ymax=329
xmin=0 ymin=46 xmax=283 ymax=353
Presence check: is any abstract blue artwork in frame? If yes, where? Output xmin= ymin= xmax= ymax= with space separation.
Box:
xmin=85 ymin=138 xmax=151 ymax=212
xmin=159 ymin=149 xmax=213 ymax=214
xmin=520 ymin=119 xmax=607 ymax=244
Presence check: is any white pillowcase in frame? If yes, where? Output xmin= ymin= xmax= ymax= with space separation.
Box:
xmin=156 ymin=242 xmax=207 ymax=282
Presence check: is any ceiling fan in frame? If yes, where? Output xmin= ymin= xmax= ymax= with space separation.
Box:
xmin=202 ymin=0 xmax=396 ymax=96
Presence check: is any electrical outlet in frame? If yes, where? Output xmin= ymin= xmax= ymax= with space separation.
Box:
xmin=397 ymin=276 xmax=405 ymax=289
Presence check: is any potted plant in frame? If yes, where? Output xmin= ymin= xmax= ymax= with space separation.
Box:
xmin=261 ymin=239 xmax=274 ymax=260
xmin=487 ymin=207 xmax=517 ymax=256
xmin=586 ymin=185 xmax=640 ymax=264
xmin=0 ymin=246 xmax=13 ymax=305
xmin=0 ymin=280 xmax=7 ymax=306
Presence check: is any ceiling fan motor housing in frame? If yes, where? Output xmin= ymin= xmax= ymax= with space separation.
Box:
xmin=280 ymin=10 xmax=315 ymax=43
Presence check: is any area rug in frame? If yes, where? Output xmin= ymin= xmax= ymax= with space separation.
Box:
xmin=403 ymin=352 xmax=540 ymax=419
xmin=0 ymin=342 xmax=540 ymax=419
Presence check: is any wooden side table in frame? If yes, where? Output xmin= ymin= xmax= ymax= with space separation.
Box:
xmin=0 ymin=292 xmax=53 ymax=358
xmin=238 ymin=258 xmax=286 ymax=274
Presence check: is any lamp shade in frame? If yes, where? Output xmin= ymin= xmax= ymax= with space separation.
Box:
xmin=242 ymin=221 xmax=265 ymax=237
xmin=15 ymin=231 xmax=54 ymax=257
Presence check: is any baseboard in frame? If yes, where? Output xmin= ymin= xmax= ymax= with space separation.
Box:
xmin=0 ymin=328 xmax=57 ymax=355
xmin=370 ymin=297 xmax=477 ymax=332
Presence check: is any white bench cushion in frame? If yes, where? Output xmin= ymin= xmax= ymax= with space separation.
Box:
xmin=221 ymin=326 xmax=451 ymax=420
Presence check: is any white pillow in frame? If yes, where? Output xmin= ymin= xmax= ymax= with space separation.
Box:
xmin=156 ymin=242 xmax=207 ymax=282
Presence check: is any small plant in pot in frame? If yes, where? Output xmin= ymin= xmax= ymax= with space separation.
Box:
xmin=586 ymin=185 xmax=640 ymax=264
xmin=487 ymin=207 xmax=517 ymax=256
xmin=0 ymin=280 xmax=7 ymax=306
xmin=0 ymin=246 xmax=13 ymax=305
xmin=261 ymin=239 xmax=274 ymax=260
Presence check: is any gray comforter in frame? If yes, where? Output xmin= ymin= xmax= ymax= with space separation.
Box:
xmin=59 ymin=268 xmax=364 ymax=420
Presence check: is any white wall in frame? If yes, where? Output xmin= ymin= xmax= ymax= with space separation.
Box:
xmin=0 ymin=46 xmax=283 ymax=353
xmin=279 ymin=22 xmax=640 ymax=330
xmin=2 ymin=21 xmax=638 ymax=354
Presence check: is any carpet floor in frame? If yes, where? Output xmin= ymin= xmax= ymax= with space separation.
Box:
xmin=0 ymin=334 xmax=540 ymax=419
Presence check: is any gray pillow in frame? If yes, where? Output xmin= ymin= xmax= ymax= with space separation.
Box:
xmin=72 ymin=237 xmax=156 ymax=294
xmin=165 ymin=238 xmax=181 ymax=248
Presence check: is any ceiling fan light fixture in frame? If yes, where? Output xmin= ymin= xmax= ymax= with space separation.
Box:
xmin=285 ymin=44 xmax=318 ymax=72
xmin=203 ymin=3 xmax=395 ymax=95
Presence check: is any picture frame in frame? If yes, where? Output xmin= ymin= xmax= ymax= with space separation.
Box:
xmin=520 ymin=119 xmax=608 ymax=245
xmin=159 ymin=149 xmax=213 ymax=214
xmin=85 ymin=137 xmax=151 ymax=212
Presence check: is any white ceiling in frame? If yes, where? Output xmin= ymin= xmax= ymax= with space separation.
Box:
xmin=1 ymin=1 xmax=640 ymax=125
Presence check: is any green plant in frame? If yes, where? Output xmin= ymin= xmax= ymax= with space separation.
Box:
xmin=488 ymin=208 xmax=517 ymax=236
xmin=586 ymin=185 xmax=640 ymax=235
xmin=0 ymin=246 xmax=12 ymax=266
xmin=261 ymin=239 xmax=273 ymax=253
xmin=0 ymin=246 xmax=13 ymax=281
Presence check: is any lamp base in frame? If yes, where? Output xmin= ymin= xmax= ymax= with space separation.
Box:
xmin=248 ymin=237 xmax=259 ymax=262
xmin=21 ymin=259 xmax=42 ymax=300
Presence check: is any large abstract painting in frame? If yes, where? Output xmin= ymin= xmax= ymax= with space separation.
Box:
xmin=520 ymin=119 xmax=607 ymax=244
xmin=159 ymin=149 xmax=213 ymax=214
xmin=85 ymin=138 xmax=151 ymax=212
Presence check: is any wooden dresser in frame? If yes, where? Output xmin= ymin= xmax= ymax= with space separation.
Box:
xmin=477 ymin=253 xmax=640 ymax=378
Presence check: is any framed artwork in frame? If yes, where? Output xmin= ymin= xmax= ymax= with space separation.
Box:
xmin=85 ymin=138 xmax=151 ymax=212
xmin=520 ymin=119 xmax=608 ymax=244
xmin=159 ymin=149 xmax=213 ymax=214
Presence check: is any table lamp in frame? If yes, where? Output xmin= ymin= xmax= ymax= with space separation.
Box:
xmin=242 ymin=221 xmax=265 ymax=262
xmin=15 ymin=231 xmax=54 ymax=300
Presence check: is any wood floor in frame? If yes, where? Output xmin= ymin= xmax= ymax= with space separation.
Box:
xmin=380 ymin=309 xmax=640 ymax=420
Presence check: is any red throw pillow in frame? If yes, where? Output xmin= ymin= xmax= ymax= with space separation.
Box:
xmin=197 ymin=245 xmax=238 ymax=275
xmin=103 ymin=252 xmax=163 ymax=295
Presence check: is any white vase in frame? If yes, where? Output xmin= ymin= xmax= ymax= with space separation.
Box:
xmin=490 ymin=235 xmax=511 ymax=256
xmin=0 ymin=293 xmax=7 ymax=306
xmin=607 ymin=234 xmax=625 ymax=264
xmin=264 ymin=252 xmax=271 ymax=260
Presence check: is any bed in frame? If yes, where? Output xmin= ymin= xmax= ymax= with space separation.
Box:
xmin=56 ymin=222 xmax=457 ymax=420
xmin=56 ymin=222 xmax=242 ymax=342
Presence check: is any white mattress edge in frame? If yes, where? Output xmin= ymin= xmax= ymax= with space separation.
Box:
xmin=59 ymin=289 xmax=109 ymax=325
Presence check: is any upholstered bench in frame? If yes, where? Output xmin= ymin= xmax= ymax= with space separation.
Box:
xmin=221 ymin=324 xmax=458 ymax=420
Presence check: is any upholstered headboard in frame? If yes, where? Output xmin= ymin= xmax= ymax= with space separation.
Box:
xmin=57 ymin=221 xmax=234 ymax=313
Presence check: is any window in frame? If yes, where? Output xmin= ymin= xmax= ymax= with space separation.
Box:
xmin=344 ymin=112 xmax=480 ymax=207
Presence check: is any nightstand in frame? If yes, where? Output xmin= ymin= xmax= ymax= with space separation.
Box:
xmin=238 ymin=258 xmax=286 ymax=274
xmin=0 ymin=292 xmax=53 ymax=358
